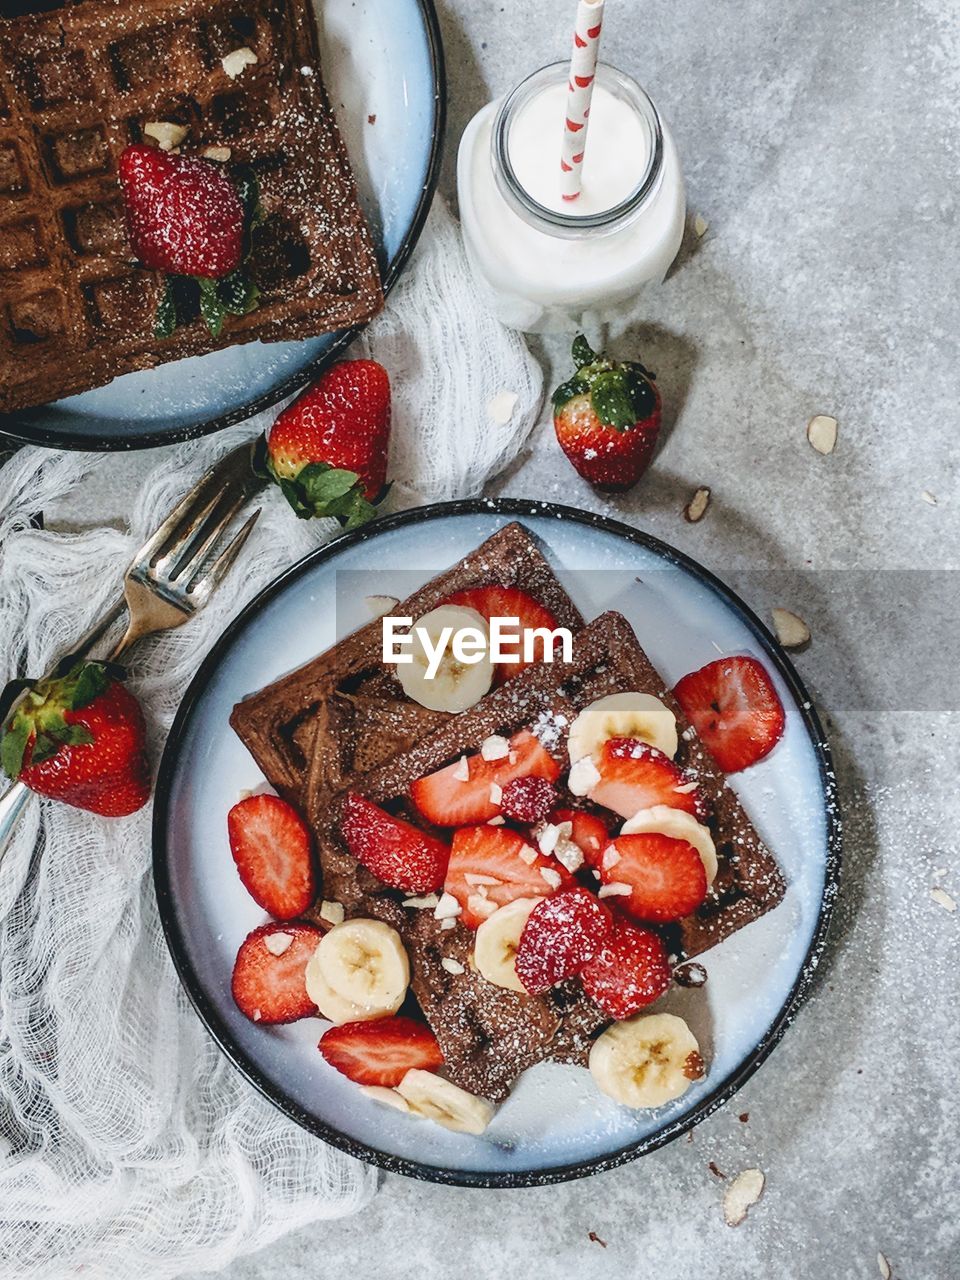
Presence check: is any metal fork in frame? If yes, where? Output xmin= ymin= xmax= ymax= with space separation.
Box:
xmin=0 ymin=437 xmax=265 ymax=859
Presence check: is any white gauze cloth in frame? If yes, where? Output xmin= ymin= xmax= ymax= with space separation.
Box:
xmin=0 ymin=196 xmax=542 ymax=1280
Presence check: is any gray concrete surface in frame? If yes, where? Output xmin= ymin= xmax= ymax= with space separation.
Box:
xmin=32 ymin=0 xmax=960 ymax=1275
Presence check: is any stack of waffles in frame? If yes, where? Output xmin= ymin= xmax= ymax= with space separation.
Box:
xmin=231 ymin=524 xmax=786 ymax=1102
xmin=0 ymin=0 xmax=383 ymax=412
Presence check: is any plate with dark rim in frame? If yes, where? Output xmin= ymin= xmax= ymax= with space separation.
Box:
xmin=153 ymin=500 xmax=841 ymax=1187
xmin=0 ymin=0 xmax=444 ymax=453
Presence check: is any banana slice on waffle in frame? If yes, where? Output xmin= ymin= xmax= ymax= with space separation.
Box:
xmin=568 ymin=692 xmax=679 ymax=762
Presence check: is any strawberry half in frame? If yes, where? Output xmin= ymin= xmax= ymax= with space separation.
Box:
xmin=589 ymin=738 xmax=706 ymax=822
xmin=410 ymin=729 xmax=560 ymax=828
xmin=580 ymin=918 xmax=671 ymax=1020
xmin=602 ymin=833 xmax=708 ymax=923
xmin=1 ymin=660 xmax=149 ymax=816
xmin=673 ymin=656 xmax=785 ymax=773
xmin=443 ymin=586 xmax=562 ymax=681
xmin=341 ymin=794 xmax=449 ymax=893
xmin=231 ymin=921 xmax=323 ymax=1024
xmin=263 ymin=359 xmax=391 ymax=527
xmin=514 ymin=887 xmax=612 ymax=995
xmin=319 ymin=1015 xmax=444 ymax=1086
xmin=549 ymin=807 xmax=611 ymax=868
xmin=552 ymin=335 xmax=661 ymax=491
xmin=444 ymin=825 xmax=575 ymax=928
xmin=228 ymin=793 xmax=316 ymax=921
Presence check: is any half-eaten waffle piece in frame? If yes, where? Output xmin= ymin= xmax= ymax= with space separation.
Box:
xmin=0 ymin=0 xmax=382 ymax=412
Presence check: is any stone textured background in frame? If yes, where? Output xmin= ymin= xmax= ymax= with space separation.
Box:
xmin=37 ymin=0 xmax=960 ymax=1275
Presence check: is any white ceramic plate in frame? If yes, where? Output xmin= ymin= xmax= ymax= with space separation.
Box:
xmin=153 ymin=502 xmax=840 ymax=1186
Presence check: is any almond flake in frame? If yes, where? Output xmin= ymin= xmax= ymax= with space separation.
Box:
xmin=693 ymin=213 xmax=709 ymax=238
xmin=539 ymin=867 xmax=562 ymax=889
xmin=402 ymin=893 xmax=440 ymax=910
xmin=434 ymin=892 xmax=462 ymax=920
xmin=319 ymin=900 xmax=344 ymax=926
xmin=931 ymin=886 xmax=956 ymax=913
xmin=365 ymin=594 xmax=399 ymax=618
xmin=568 ymin=756 xmax=601 ymax=797
xmin=222 ymin=46 xmax=258 ymax=78
xmin=921 ymin=489 xmax=938 ymax=506
xmin=467 ymin=893 xmax=497 ymax=920
xmin=487 ymin=390 xmax=519 ymax=426
xmin=682 ymin=725 xmax=697 ymax=742
xmin=481 ymin=735 xmax=510 ymax=761
xmin=202 ymin=145 xmax=232 ymax=162
xmin=723 ymin=1169 xmax=765 ymax=1226
xmin=554 ymin=837 xmax=584 ymax=873
xmin=489 ymin=782 xmax=503 ymax=805
xmin=487 ymin=815 xmax=506 ymax=825
xmin=806 ymin=414 xmax=838 ymax=455
xmin=772 ymin=608 xmax=811 ymax=649
xmin=877 ymin=1253 xmax=891 ymax=1280
xmin=518 ymin=843 xmax=538 ymax=865
xmin=465 ymin=873 xmax=501 ymax=886
xmin=598 ymin=881 xmax=631 ymax=898
xmin=674 ymin=780 xmax=699 ymax=794
xmin=441 ymin=957 xmax=466 ymax=976
xmin=452 ymin=755 xmax=470 ymax=782
xmin=538 ymin=821 xmax=570 ymax=856
xmin=601 ymin=846 xmax=621 ymax=871
xmin=440 ymin=917 xmax=456 ymax=930
xmin=143 ymin=121 xmax=189 ymax=151
xmin=252 ymin=1008 xmax=262 ymax=1022
xmin=684 ymin=485 xmax=711 ymax=523
xmin=359 ymin=1085 xmax=410 ymax=1112
xmin=264 ymin=931 xmax=293 ymax=956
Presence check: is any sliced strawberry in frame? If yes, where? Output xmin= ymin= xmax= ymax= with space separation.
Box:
xmin=444 ymin=825 xmax=575 ymax=928
xmin=228 ymin=793 xmax=315 ymax=921
xmin=319 ymin=1015 xmax=443 ymax=1086
xmin=444 ymin=586 xmax=561 ymax=680
xmin=231 ymin=922 xmax=323 ymax=1024
xmin=602 ymin=833 xmax=707 ymax=923
xmin=673 ymin=656 xmax=785 ymax=773
xmin=515 ymin=887 xmax=612 ymax=995
xmin=589 ymin=738 xmax=706 ymax=822
xmin=410 ymin=729 xmax=561 ymax=827
xmin=550 ymin=807 xmax=612 ymax=868
xmin=341 ymin=794 xmax=449 ymax=893
xmin=580 ymin=918 xmax=671 ymax=1019
xmin=500 ymin=775 xmax=558 ymax=824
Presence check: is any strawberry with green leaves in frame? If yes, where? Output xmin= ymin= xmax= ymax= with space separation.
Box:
xmin=1 ymin=660 xmax=150 ymax=817
xmin=262 ymin=358 xmax=392 ymax=526
xmin=552 ymin=335 xmax=662 ymax=491
xmin=119 ymin=143 xmax=263 ymax=341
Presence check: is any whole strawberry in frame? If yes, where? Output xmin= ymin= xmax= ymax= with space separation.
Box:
xmin=264 ymin=359 xmax=391 ymax=526
xmin=552 ymin=335 xmax=661 ymax=491
xmin=1 ymin=661 xmax=150 ymax=817
xmin=119 ymin=143 xmax=262 ymax=340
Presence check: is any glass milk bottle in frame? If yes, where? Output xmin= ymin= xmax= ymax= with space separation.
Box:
xmin=457 ymin=62 xmax=686 ymax=333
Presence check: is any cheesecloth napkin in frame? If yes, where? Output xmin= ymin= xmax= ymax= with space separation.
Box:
xmin=0 ymin=197 xmax=543 ymax=1280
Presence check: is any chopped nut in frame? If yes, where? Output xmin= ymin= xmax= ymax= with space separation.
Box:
xmin=598 ymin=881 xmax=631 ymax=898
xmin=921 ymin=489 xmax=938 ymax=506
xmin=440 ymin=917 xmax=456 ymax=930
xmin=877 ymin=1252 xmax=891 ymax=1280
xmin=263 ymin=931 xmax=293 ymax=956
xmin=587 ymin=1231 xmax=607 ymax=1248
xmin=601 ymin=846 xmax=621 ymax=870
xmin=539 ymin=866 xmax=562 ymax=889
xmin=465 ymin=873 xmax=501 ymax=886
xmin=489 ymin=782 xmax=503 ymax=805
xmin=252 ymin=1008 xmax=262 ymax=1022
xmin=451 ymin=755 xmax=470 ymax=782
xmin=143 ymin=121 xmax=189 ymax=151
xmin=487 ymin=390 xmax=519 ymax=426
xmin=434 ymin=892 xmax=462 ymax=920
xmin=554 ymin=836 xmax=584 ymax=873
xmin=772 ymin=607 xmax=811 ymax=649
xmin=518 ymin=843 xmax=538 ymax=865
xmin=319 ymin=900 xmax=344 ymax=926
xmin=202 ymin=145 xmax=232 ymax=162
xmin=723 ymin=1168 xmax=765 ymax=1226
xmin=365 ymin=594 xmax=399 ymax=618
xmin=441 ymin=957 xmax=465 ymax=976
xmin=673 ymin=779 xmax=699 ymax=794
xmin=568 ymin=755 xmax=601 ymax=796
xmin=693 ymin=213 xmax=709 ymax=238
xmin=222 ymin=46 xmax=259 ymax=78
xmin=402 ymin=893 xmax=440 ymax=910
xmin=931 ymin=886 xmax=956 ymax=913
xmin=684 ymin=485 xmax=711 ymax=523
xmin=467 ymin=893 xmax=497 ymax=920
xmin=537 ymin=821 xmax=571 ymax=856
xmin=480 ymin=734 xmax=510 ymax=761
xmin=806 ymin=414 xmax=838 ymax=454
xmin=487 ymin=815 xmax=505 ymax=825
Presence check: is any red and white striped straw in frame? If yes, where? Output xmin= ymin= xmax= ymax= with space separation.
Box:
xmin=560 ymin=0 xmax=605 ymax=203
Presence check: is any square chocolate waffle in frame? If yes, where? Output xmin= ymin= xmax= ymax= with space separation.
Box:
xmin=0 ymin=0 xmax=383 ymax=412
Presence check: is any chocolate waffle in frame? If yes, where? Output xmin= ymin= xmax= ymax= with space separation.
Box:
xmin=311 ymin=611 xmax=785 ymax=1100
xmin=0 ymin=0 xmax=383 ymax=413
xmin=229 ymin=523 xmax=586 ymax=809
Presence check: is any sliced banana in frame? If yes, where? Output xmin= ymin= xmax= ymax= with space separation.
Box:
xmin=620 ymin=804 xmax=718 ymax=887
xmin=568 ymin=692 xmax=678 ymax=763
xmin=473 ymin=897 xmax=539 ymax=992
xmin=396 ymin=1069 xmax=496 ymax=1134
xmin=305 ymin=919 xmax=409 ymax=1023
xmin=393 ymin=605 xmax=494 ymax=713
xmin=589 ymin=1012 xmax=704 ymax=1109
